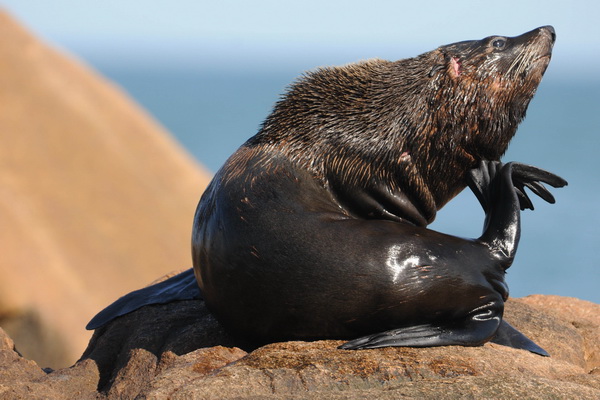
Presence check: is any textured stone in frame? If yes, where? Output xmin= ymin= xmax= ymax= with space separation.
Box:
xmin=520 ymin=294 xmax=600 ymax=371
xmin=0 ymin=296 xmax=598 ymax=399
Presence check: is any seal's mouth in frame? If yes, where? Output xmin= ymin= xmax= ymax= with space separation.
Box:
xmin=529 ymin=53 xmax=552 ymax=74
xmin=534 ymin=53 xmax=552 ymax=63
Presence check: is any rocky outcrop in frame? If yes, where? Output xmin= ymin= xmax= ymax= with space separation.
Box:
xmin=1 ymin=295 xmax=598 ymax=399
xmin=0 ymin=12 xmax=211 ymax=368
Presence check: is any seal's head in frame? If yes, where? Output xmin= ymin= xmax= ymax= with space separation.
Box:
xmin=437 ymin=26 xmax=555 ymax=87
xmin=426 ymin=25 xmax=556 ymax=163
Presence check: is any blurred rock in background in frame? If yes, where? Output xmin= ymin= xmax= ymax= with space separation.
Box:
xmin=0 ymin=12 xmax=211 ymax=369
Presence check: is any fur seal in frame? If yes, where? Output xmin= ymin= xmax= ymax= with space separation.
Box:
xmin=88 ymin=26 xmax=566 ymax=355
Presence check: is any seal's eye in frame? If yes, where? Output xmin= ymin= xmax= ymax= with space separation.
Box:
xmin=492 ymin=38 xmax=506 ymax=49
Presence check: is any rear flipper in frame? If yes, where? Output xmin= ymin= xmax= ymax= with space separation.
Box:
xmin=339 ymin=304 xmax=501 ymax=350
xmin=86 ymin=268 xmax=201 ymax=330
xmin=339 ymin=317 xmax=548 ymax=356
xmin=491 ymin=319 xmax=549 ymax=356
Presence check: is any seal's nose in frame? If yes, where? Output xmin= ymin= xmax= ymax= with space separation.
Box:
xmin=541 ymin=25 xmax=556 ymax=43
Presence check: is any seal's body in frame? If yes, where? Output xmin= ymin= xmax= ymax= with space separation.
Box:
xmin=88 ymin=26 xmax=566 ymax=355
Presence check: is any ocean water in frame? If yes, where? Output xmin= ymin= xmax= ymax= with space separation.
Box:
xmin=99 ymin=65 xmax=600 ymax=304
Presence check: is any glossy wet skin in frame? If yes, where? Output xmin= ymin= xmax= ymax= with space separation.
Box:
xmin=191 ymin=26 xmax=563 ymax=351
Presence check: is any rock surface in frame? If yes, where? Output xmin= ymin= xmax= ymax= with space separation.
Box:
xmin=1 ymin=295 xmax=598 ymax=399
xmin=0 ymin=12 xmax=211 ymax=368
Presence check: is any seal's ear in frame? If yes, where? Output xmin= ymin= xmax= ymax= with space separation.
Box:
xmin=428 ymin=51 xmax=447 ymax=77
xmin=428 ymin=64 xmax=444 ymax=77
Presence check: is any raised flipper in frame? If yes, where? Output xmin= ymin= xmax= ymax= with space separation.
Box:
xmin=511 ymin=163 xmax=568 ymax=210
xmin=86 ymin=268 xmax=201 ymax=330
xmin=491 ymin=319 xmax=549 ymax=356
xmin=339 ymin=302 xmax=502 ymax=350
xmin=466 ymin=161 xmax=568 ymax=213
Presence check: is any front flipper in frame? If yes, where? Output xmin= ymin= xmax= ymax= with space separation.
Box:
xmin=339 ymin=303 xmax=501 ymax=350
xmin=491 ymin=320 xmax=549 ymax=356
xmin=86 ymin=268 xmax=201 ymax=330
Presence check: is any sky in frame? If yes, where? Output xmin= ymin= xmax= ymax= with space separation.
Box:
xmin=2 ymin=0 xmax=599 ymax=76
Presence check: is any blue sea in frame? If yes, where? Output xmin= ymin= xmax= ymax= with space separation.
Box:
xmin=98 ymin=64 xmax=600 ymax=304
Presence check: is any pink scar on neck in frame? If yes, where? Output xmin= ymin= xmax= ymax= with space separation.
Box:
xmin=450 ymin=57 xmax=462 ymax=76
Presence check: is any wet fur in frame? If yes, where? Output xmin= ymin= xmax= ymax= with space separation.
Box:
xmin=227 ymin=28 xmax=555 ymax=225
